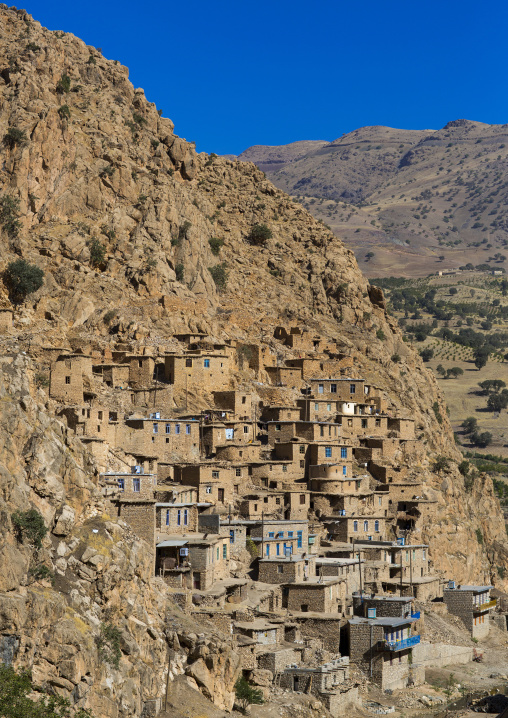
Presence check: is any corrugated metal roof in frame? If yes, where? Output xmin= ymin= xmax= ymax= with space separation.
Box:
xmin=156 ymin=540 xmax=188 ymax=548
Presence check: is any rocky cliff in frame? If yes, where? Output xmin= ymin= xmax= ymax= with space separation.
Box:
xmin=0 ymin=5 xmax=507 ymax=717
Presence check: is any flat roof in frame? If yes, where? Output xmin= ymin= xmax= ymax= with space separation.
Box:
xmin=448 ymin=585 xmax=494 ymax=592
xmin=349 ymin=616 xmax=415 ymax=627
xmin=287 ymin=577 xmax=341 ymax=587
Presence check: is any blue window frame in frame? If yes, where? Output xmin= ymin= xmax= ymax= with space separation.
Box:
xmin=133 ymin=478 xmax=140 ymax=492
xmin=166 ymin=509 xmax=170 ymax=526
xmin=342 ymin=465 xmax=347 ymax=476
xmin=325 ymin=446 xmax=332 ymax=458
xmin=165 ymin=423 xmax=171 ymax=434
xmin=268 ymin=532 xmax=275 ymax=538
xmin=353 ymin=521 xmax=358 ymax=532
xmin=186 ymin=424 xmax=191 ymax=434
xmin=184 ymin=509 xmax=188 ymax=526
xmin=266 ymin=544 xmax=270 ymax=557
xmin=341 ymin=447 xmax=347 ymax=459
xmin=288 ymin=531 xmax=294 ymax=538
xmin=230 ymin=530 xmax=235 ymax=544
xmin=204 ymin=359 xmax=210 ymax=368
xmin=350 ymin=383 xmax=356 ymax=394
xmin=375 ymin=520 xmax=380 ymax=532
xmin=152 ymin=423 xmax=158 ymax=434
xmin=117 ymin=479 xmax=125 ymax=491
xmin=297 ymin=531 xmax=303 ymax=549
xmin=276 ymin=543 xmax=280 ymax=556
xmin=175 ymin=424 xmax=180 ymax=434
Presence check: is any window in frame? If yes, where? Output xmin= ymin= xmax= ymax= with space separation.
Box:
xmin=216 ymin=547 xmax=219 ymax=561
xmin=186 ymin=424 xmax=191 ymax=435
xmin=318 ymin=384 xmax=324 ymax=394
xmin=341 ymin=447 xmax=347 ymax=459
xmin=277 ymin=565 xmax=283 ymax=574
xmin=166 ymin=509 xmax=170 ymax=526
xmin=342 ymin=465 xmax=347 ymax=476
xmin=275 ymin=423 xmax=281 ymax=431
xmin=243 ymin=426 xmax=249 ymax=433
xmin=315 ymin=403 xmax=319 ymax=411
xmin=320 ymin=426 xmax=324 ymax=437
xmin=353 ymin=521 xmax=358 ymax=532
xmin=98 ymin=411 xmax=103 ymax=420
xmin=282 ymin=465 xmax=287 ymax=472
xmin=361 ymin=419 xmax=367 ymax=429
xmin=266 ymin=544 xmax=270 ymax=557
xmin=242 ymin=396 xmax=246 ymax=404
xmin=363 ymin=520 xmax=368 ymax=531
xmin=177 ymin=510 xmax=181 ymax=526
xmin=300 ymin=460 xmax=305 ymax=468
xmin=65 ymin=376 xmax=71 ymax=384
xmin=205 ymin=486 xmax=212 ymax=494
xmin=325 ymin=446 xmax=332 ymax=458
xmin=375 ymin=520 xmax=380 ymax=532
xmin=118 ymin=479 xmax=125 ymax=491
xmin=184 ymin=509 xmax=188 ymax=526
xmin=153 ymin=423 xmax=158 ymax=434
xmin=297 ymin=531 xmax=303 ymax=548
xmin=175 ymin=424 xmax=180 ymax=434
xmin=330 ymin=383 xmax=337 ymax=393
xmin=299 ymin=445 xmax=305 ymax=454
xmin=300 ymin=494 xmax=306 ymax=505
xmin=276 ymin=543 xmax=280 ymax=556
xmin=234 ymin=485 xmax=239 ymax=494
xmin=235 ymin=468 xmax=242 ymax=477
xmin=204 ymin=359 xmax=210 ymax=368
xmin=138 ymin=360 xmax=143 ymax=368
xmin=327 ymin=403 xmax=331 ymax=411
xmin=422 ymin=549 xmax=426 ymax=561
xmin=230 ymin=530 xmax=235 ymax=544
xmin=133 ymin=478 xmax=140 ymax=493
xmin=223 ymin=544 xmax=227 ymax=559
xmin=375 ymin=418 xmax=381 ymax=427
xmin=379 ymin=496 xmax=382 ymax=505
xmin=288 ymin=531 xmax=294 ymax=538
xmin=275 ymin=498 xmax=280 ymax=505
xmin=254 ymin=504 xmax=258 ymax=511
xmin=165 ymin=424 xmax=171 ymax=434
xmin=350 ymin=383 xmax=356 ymax=394
xmin=185 ymin=358 xmax=192 ymax=367
xmin=268 ymin=532 xmax=275 ymax=538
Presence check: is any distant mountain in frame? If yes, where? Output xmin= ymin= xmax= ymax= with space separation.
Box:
xmin=236 ymin=121 xmax=508 ymax=277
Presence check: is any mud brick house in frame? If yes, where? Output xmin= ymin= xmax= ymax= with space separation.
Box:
xmin=387 ymin=418 xmax=415 ymax=440
xmin=443 ymin=584 xmax=496 ymax=638
xmin=265 ymin=365 xmax=304 ymax=388
xmin=156 ymin=532 xmax=231 ymax=590
xmin=285 ymin=490 xmax=311 ymax=519
xmin=155 ymin=484 xmax=197 ymax=504
xmin=348 ymin=615 xmax=423 ymax=690
xmin=274 ymin=326 xmax=326 ymax=352
xmin=123 ymin=354 xmax=157 ymax=387
xmin=163 ymin=351 xmax=230 ymax=391
xmin=176 ymin=463 xmax=236 ymax=506
xmin=313 ymin=489 xmax=389 ymax=519
xmin=308 ymin=378 xmax=366 ymax=402
xmin=49 ymin=353 xmax=93 ymax=403
xmin=215 ymin=442 xmax=263 ymax=463
xmin=261 ymin=405 xmax=302 ymax=422
xmin=213 ymin=390 xmax=253 ymax=420
xmin=123 ymin=416 xmax=200 ymax=462
xmin=258 ymin=554 xmax=316 ymax=584
xmin=60 ymin=404 xmax=119 ymax=444
xmin=284 ymin=577 xmax=343 ymax=613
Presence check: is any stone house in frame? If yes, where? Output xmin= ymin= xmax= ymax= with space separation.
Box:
xmin=387 ymin=418 xmax=415 ymax=440
xmin=250 ymin=519 xmax=310 ymax=558
xmin=164 ymin=351 xmax=230 ymax=391
xmin=261 ymin=405 xmax=302 ymax=422
xmin=123 ymin=417 xmax=200 ymax=462
xmin=443 ymin=584 xmax=496 ymax=638
xmin=156 ymin=532 xmax=231 ymax=590
xmin=101 ymin=468 xmax=156 ymax=500
xmin=285 ymin=490 xmax=311 ymax=520
xmin=279 ymin=660 xmax=356 ymax=718
xmin=92 ymin=362 xmax=130 ymax=388
xmin=315 ymin=558 xmax=362 ymax=593
xmin=267 ymin=420 xmax=341 ymax=446
xmin=352 ymin=594 xmax=415 ymax=619
xmin=258 ymin=554 xmax=316 ymax=584
xmin=115 ymin=495 xmax=156 ymax=552
xmin=156 ymin=500 xmax=199 ymax=534
xmin=284 ymin=577 xmax=343 ymax=613
xmin=326 ymin=516 xmax=387 ymax=543
xmin=60 ymin=403 xmax=119 ymax=445
xmin=49 ymin=353 xmax=93 ymax=403
xmin=264 ymin=365 xmax=304 ymax=388
xmin=213 ymin=390 xmax=253 ymax=420
xmin=202 ymin=420 xmax=256 ymax=457
xmin=348 ymin=615 xmax=423 ymax=690
xmin=239 ymin=492 xmax=285 ymax=519
xmin=176 ymin=463 xmax=236 ymax=506
xmin=234 ymin=619 xmax=283 ymax=646
xmin=250 ymin=458 xmax=303 ymax=489
xmin=312 ymin=489 xmax=388 ymax=519
xmin=308 ymin=378 xmax=366 ymax=402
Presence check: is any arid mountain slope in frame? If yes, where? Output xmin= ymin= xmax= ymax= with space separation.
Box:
xmin=237 ymin=121 xmax=508 ymax=277
xmin=0 ymin=6 xmax=507 ymax=718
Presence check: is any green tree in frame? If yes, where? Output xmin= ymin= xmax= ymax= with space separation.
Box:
xmin=4 ymin=260 xmax=44 ymax=303
xmin=471 ymin=431 xmax=493 ymax=448
xmin=432 ymin=456 xmax=450 ymax=473
xmin=235 ymin=675 xmax=264 ymax=713
xmin=461 ymin=417 xmax=478 ymax=434
xmin=11 ymin=509 xmax=47 ymax=549
xmin=87 ymin=239 xmax=106 ymax=267
xmin=248 ymin=223 xmax=272 ymax=246
xmin=208 ymin=263 xmax=228 ymax=292
xmin=3 ymin=127 xmax=28 ymax=149
xmin=0 ymin=194 xmax=22 ymax=238
xmin=96 ymin=622 xmax=122 ymax=668
xmin=473 ymin=348 xmax=489 ymax=370
xmin=487 ymin=393 xmax=508 ymax=412
xmin=446 ymin=367 xmax=464 ymax=379
xmin=420 ymin=348 xmax=434 ymax=362
xmin=208 ymin=237 xmax=224 ymax=256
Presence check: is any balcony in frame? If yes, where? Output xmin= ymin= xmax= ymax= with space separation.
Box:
xmin=381 ymin=635 xmax=420 ymax=652
xmin=474 ymin=598 xmax=496 ymax=612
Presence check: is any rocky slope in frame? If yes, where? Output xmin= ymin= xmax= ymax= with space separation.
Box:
xmin=0 ymin=5 xmax=507 ymax=717
xmin=237 ymin=122 xmax=508 ymax=277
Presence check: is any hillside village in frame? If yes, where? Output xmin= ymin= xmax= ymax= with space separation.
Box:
xmin=35 ymin=324 xmax=505 ymax=714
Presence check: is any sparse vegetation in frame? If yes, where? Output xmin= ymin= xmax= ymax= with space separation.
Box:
xmin=4 ymin=127 xmax=28 ymax=148
xmin=208 ymin=262 xmax=228 ymax=292
xmin=11 ymin=509 xmax=47 ymax=549
xmin=234 ymin=675 xmax=264 ymax=713
xmin=88 ymin=239 xmax=106 ymax=267
xmin=0 ymin=194 xmax=22 ymax=238
xmin=175 ymin=264 xmax=184 ymax=282
xmin=58 ymin=104 xmax=70 ymax=120
xmin=248 ymin=223 xmax=272 ymax=245
xmin=208 ymin=237 xmax=224 ymax=256
xmin=56 ymin=73 xmax=71 ymax=93
xmin=95 ymin=622 xmax=122 ymax=668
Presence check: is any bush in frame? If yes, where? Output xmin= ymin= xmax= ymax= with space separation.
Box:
xmin=0 ymin=194 xmax=22 ymax=238
xmin=471 ymin=431 xmax=493 ymax=448
xmin=4 ymin=127 xmax=28 ymax=148
xmin=11 ymin=509 xmax=47 ymax=548
xmin=95 ymin=622 xmax=122 ymax=668
xmin=376 ymin=329 xmax=386 ymax=341
xmin=432 ymin=401 xmax=443 ymax=424
xmin=58 ymin=104 xmax=70 ymax=120
xmin=245 ymin=537 xmax=258 ymax=558
xmin=103 ymin=310 xmax=116 ymax=325
xmin=248 ymin=223 xmax=272 ymax=245
xmin=208 ymin=263 xmax=228 ymax=292
xmin=29 ymin=564 xmax=54 ymax=584
xmin=475 ymin=528 xmax=483 ymax=545
xmin=56 ymin=73 xmax=71 ymax=93
xmin=4 ymin=259 xmax=44 ymax=303
xmin=175 ymin=264 xmax=184 ymax=282
xmin=420 ymin=348 xmax=434 ymax=362
xmin=235 ymin=675 xmax=264 ymax=713
xmin=88 ymin=239 xmax=106 ymax=267
xmin=462 ymin=417 xmax=478 ymax=434
xmin=432 ymin=456 xmax=449 ymax=473
xmin=100 ymin=164 xmax=115 ymax=178
xmin=208 ymin=237 xmax=224 ymax=256
xmin=391 ymin=353 xmax=401 ymax=363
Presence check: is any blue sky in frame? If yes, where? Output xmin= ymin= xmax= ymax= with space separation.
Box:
xmin=22 ymin=0 xmax=508 ymax=155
